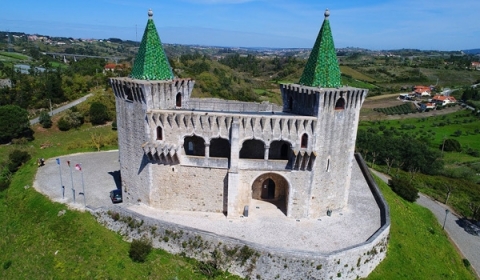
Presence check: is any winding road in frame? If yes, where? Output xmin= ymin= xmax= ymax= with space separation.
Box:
xmin=30 ymin=93 xmax=93 ymax=125
xmin=370 ymin=169 xmax=480 ymax=278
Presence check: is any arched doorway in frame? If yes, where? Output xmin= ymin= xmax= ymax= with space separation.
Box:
xmin=252 ymin=173 xmax=289 ymax=216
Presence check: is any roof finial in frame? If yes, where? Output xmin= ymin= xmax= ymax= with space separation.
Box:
xmin=148 ymin=9 xmax=153 ymax=19
xmin=324 ymin=9 xmax=330 ymax=19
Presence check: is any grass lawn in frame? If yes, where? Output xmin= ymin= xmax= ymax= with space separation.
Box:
xmin=367 ymin=176 xmax=475 ymax=279
xmin=0 ymin=51 xmax=31 ymax=61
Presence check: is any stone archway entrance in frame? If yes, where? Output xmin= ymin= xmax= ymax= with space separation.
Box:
xmin=252 ymin=173 xmax=289 ymax=216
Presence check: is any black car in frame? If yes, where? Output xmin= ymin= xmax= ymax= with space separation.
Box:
xmin=110 ymin=189 xmax=122 ymax=203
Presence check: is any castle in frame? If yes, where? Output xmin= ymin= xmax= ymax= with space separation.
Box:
xmin=110 ymin=9 xmax=367 ymax=220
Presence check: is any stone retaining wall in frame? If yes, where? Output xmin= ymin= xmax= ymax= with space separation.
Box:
xmin=91 ymin=154 xmax=390 ymax=280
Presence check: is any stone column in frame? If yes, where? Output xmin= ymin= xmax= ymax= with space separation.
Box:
xmin=264 ymin=145 xmax=270 ymax=160
xmin=227 ymin=117 xmax=242 ymax=218
xmin=205 ymin=143 xmax=210 ymax=159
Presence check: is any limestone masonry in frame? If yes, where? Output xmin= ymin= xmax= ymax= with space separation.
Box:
xmin=110 ymin=9 xmax=390 ymax=279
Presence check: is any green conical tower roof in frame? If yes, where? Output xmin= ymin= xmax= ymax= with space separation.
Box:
xmin=299 ymin=9 xmax=341 ymax=88
xmin=130 ymin=9 xmax=174 ymax=80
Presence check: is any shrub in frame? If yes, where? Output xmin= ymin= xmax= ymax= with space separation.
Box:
xmin=129 ymin=238 xmax=152 ymax=262
xmin=39 ymin=111 xmax=52 ymax=128
xmin=463 ymin=258 xmax=470 ymax=268
xmin=8 ymin=149 xmax=31 ymax=173
xmin=58 ymin=110 xmax=84 ymax=131
xmin=0 ymin=105 xmax=33 ymax=144
xmin=441 ymin=138 xmax=461 ymax=152
xmin=89 ymin=102 xmax=109 ymax=125
xmin=57 ymin=117 xmax=71 ymax=131
xmin=388 ymin=176 xmax=419 ymax=202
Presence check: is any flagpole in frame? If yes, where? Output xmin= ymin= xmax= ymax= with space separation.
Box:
xmin=78 ymin=163 xmax=86 ymax=208
xmin=56 ymin=158 xmax=64 ymax=199
xmin=68 ymin=160 xmax=75 ymax=203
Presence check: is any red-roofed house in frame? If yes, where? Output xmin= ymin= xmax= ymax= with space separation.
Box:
xmin=471 ymin=62 xmax=480 ymax=70
xmin=432 ymin=95 xmax=457 ymax=106
xmin=413 ymin=85 xmax=431 ymax=97
xmin=104 ymin=63 xmax=119 ymax=72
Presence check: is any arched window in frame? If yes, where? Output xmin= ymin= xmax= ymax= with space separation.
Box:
xmin=156 ymin=126 xmax=163 ymax=140
xmin=335 ymin=97 xmax=345 ymax=110
xmin=288 ymin=96 xmax=293 ymax=111
xmin=240 ymin=139 xmax=265 ymax=159
xmin=301 ymin=134 xmax=308 ymax=149
xmin=210 ymin=138 xmax=230 ymax=158
xmin=269 ymin=140 xmax=290 ymax=160
xmin=184 ymin=135 xmax=205 ymax=156
xmin=176 ymin=93 xmax=182 ymax=107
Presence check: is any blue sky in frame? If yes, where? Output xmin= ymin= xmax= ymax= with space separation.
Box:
xmin=2 ymin=0 xmax=479 ymax=50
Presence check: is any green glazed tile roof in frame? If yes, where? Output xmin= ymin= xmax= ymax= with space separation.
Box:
xmin=299 ymin=9 xmax=342 ymax=88
xmin=130 ymin=9 xmax=173 ymax=80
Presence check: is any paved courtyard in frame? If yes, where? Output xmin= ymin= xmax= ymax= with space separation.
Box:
xmin=34 ymin=150 xmax=382 ymax=253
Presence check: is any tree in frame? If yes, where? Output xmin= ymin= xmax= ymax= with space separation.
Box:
xmin=39 ymin=111 xmax=52 ymax=128
xmin=441 ymin=138 xmax=461 ymax=152
xmin=57 ymin=110 xmax=84 ymax=131
xmin=7 ymin=149 xmax=31 ymax=173
xmin=0 ymin=105 xmax=33 ymax=144
xmin=89 ymin=102 xmax=109 ymax=125
xmin=389 ymin=176 xmax=419 ymax=202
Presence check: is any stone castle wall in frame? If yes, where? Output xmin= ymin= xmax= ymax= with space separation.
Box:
xmin=93 ymin=154 xmax=390 ymax=280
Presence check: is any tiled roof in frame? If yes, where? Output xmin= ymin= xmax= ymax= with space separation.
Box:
xmin=130 ymin=9 xmax=173 ymax=81
xmin=298 ymin=9 xmax=341 ymax=88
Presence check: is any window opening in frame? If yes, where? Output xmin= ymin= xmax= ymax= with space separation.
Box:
xmin=156 ymin=126 xmax=163 ymax=140
xmin=176 ymin=93 xmax=182 ymax=107
xmin=301 ymin=134 xmax=308 ymax=148
xmin=335 ymin=97 xmax=345 ymax=110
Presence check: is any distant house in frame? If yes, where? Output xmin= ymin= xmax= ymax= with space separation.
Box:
xmin=0 ymin=79 xmax=12 ymax=88
xmin=413 ymin=85 xmax=431 ymax=97
xmin=432 ymin=95 xmax=457 ymax=106
xmin=103 ymin=63 xmax=124 ymax=73
xmin=471 ymin=62 xmax=480 ymax=70
xmin=419 ymin=102 xmax=436 ymax=111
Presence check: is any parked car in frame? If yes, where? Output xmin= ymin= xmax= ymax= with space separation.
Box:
xmin=110 ymin=189 xmax=122 ymax=203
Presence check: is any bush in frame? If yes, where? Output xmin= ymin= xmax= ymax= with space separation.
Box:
xmin=39 ymin=111 xmax=52 ymax=128
xmin=463 ymin=258 xmax=471 ymax=268
xmin=441 ymin=138 xmax=462 ymax=152
xmin=0 ymin=105 xmax=33 ymax=144
xmin=129 ymin=238 xmax=152 ymax=262
xmin=389 ymin=176 xmax=419 ymax=202
xmin=89 ymin=102 xmax=109 ymax=125
xmin=8 ymin=149 xmax=31 ymax=173
xmin=57 ymin=117 xmax=71 ymax=131
xmin=57 ymin=110 xmax=84 ymax=131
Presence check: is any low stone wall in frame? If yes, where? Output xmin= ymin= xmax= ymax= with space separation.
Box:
xmin=91 ymin=154 xmax=390 ymax=279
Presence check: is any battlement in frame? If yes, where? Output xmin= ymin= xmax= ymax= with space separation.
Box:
xmin=280 ymin=84 xmax=367 ymax=117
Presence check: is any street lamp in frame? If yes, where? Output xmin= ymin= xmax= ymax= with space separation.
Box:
xmin=443 ymin=209 xmax=450 ymax=230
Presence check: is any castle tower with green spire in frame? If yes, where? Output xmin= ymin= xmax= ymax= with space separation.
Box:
xmin=279 ymin=10 xmax=368 ymax=215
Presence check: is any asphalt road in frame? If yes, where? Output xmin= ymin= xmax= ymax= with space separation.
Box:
xmin=370 ymin=169 xmax=480 ymax=277
xmin=30 ymin=93 xmax=93 ymax=125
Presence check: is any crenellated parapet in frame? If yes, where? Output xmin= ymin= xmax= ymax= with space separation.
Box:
xmin=110 ymin=77 xmax=195 ymax=110
xmin=280 ymin=84 xmax=367 ymax=117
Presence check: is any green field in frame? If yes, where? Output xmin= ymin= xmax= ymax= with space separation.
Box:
xmin=359 ymin=110 xmax=480 ymax=151
xmin=340 ymin=65 xmax=377 ymax=82
xmin=0 ymin=51 xmax=31 ymax=61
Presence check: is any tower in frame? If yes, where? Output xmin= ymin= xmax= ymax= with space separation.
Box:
xmin=279 ymin=9 xmax=367 ymax=216
xmin=110 ymin=9 xmax=195 ymax=204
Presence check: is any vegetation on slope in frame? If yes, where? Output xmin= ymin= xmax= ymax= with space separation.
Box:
xmin=367 ymin=176 xmax=475 ymax=279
